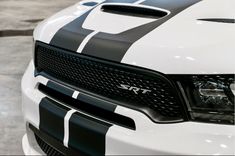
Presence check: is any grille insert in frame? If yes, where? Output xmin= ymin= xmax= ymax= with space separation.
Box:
xmin=35 ymin=134 xmax=63 ymax=156
xmin=35 ymin=42 xmax=185 ymax=123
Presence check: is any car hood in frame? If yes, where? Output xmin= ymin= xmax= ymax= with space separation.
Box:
xmin=34 ymin=0 xmax=235 ymax=74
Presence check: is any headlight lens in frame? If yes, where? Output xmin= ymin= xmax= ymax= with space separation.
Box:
xmin=176 ymin=75 xmax=234 ymax=124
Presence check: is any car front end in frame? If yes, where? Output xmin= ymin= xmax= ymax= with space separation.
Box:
xmin=22 ymin=0 xmax=235 ymax=155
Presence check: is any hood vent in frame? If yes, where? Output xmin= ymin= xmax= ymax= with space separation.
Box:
xmin=101 ymin=4 xmax=168 ymax=19
xmin=198 ymin=18 xmax=235 ymax=24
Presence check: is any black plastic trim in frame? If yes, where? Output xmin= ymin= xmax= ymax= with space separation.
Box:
xmin=47 ymin=81 xmax=74 ymax=97
xmin=38 ymin=83 xmax=136 ymax=130
xmin=198 ymin=18 xmax=235 ymax=24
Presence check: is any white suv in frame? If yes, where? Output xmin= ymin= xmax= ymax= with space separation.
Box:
xmin=22 ymin=0 xmax=235 ymax=155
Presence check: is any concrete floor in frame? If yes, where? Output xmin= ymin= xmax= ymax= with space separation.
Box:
xmin=0 ymin=0 xmax=78 ymax=154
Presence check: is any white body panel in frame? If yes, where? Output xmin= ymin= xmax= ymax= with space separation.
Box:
xmin=22 ymin=134 xmax=40 ymax=155
xmin=122 ymin=0 xmax=235 ymax=74
xmin=106 ymin=106 xmax=235 ymax=155
xmin=21 ymin=61 xmax=48 ymax=129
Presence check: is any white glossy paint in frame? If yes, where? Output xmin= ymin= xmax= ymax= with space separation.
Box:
xmin=22 ymin=134 xmax=42 ymax=155
xmin=21 ymin=61 xmax=48 ymax=129
xmin=133 ymin=0 xmax=146 ymax=4
xmin=106 ymin=105 xmax=235 ymax=155
xmin=122 ymin=0 xmax=235 ymax=74
xmin=22 ymin=123 xmax=46 ymax=155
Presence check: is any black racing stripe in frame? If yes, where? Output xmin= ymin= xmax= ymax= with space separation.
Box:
xmin=68 ymin=112 xmax=112 ymax=155
xmin=47 ymin=81 xmax=74 ymax=97
xmin=49 ymin=0 xmax=138 ymax=52
xmin=82 ymin=0 xmax=201 ymax=62
xmin=39 ymin=97 xmax=70 ymax=142
xmin=49 ymin=10 xmax=94 ymax=51
xmin=38 ymin=81 xmax=118 ymax=155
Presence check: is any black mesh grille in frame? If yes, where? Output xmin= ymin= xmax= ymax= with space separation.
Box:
xmin=35 ymin=42 xmax=185 ymax=122
xmin=35 ymin=134 xmax=63 ymax=156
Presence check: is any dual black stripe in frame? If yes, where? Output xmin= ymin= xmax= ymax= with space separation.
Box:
xmin=50 ymin=0 xmax=138 ymax=52
xmin=39 ymin=97 xmax=113 ymax=155
xmin=50 ymin=0 xmax=201 ymax=62
xmin=39 ymin=81 xmax=116 ymax=155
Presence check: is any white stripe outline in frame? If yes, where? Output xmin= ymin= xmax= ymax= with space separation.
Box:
xmin=63 ymin=90 xmax=80 ymax=147
xmin=134 ymin=0 xmax=146 ymax=4
xmin=72 ymin=91 xmax=80 ymax=99
xmin=63 ymin=109 xmax=77 ymax=147
xmin=77 ymin=31 xmax=99 ymax=53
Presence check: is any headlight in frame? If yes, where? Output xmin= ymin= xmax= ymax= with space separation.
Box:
xmin=174 ymin=75 xmax=234 ymax=125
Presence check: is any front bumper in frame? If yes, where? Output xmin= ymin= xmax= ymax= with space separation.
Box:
xmin=22 ymin=134 xmax=42 ymax=155
xmin=22 ymin=60 xmax=235 ymax=155
xmin=22 ymin=124 xmax=44 ymax=155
